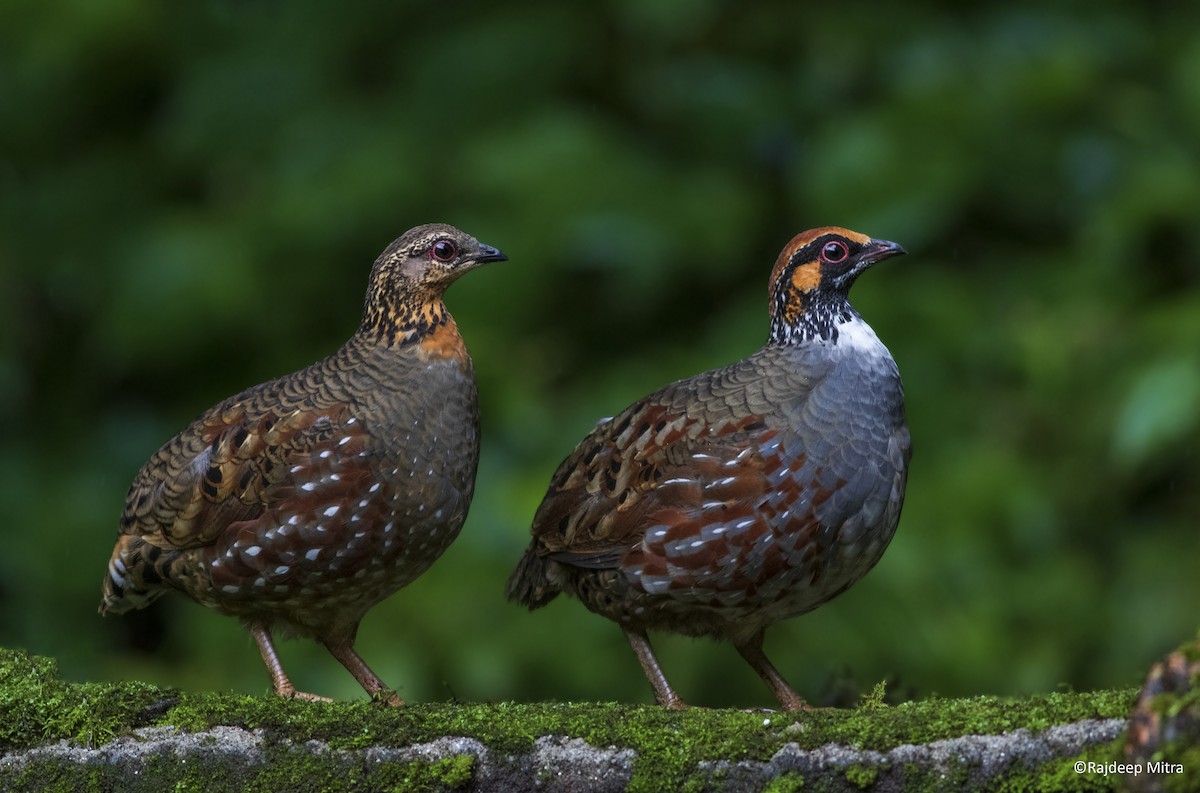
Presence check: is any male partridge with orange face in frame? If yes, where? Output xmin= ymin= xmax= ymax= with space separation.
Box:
xmin=101 ymin=223 xmax=505 ymax=703
xmin=508 ymin=227 xmax=910 ymax=710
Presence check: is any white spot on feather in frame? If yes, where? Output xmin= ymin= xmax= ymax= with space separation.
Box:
xmin=642 ymin=576 xmax=671 ymax=595
xmin=323 ymin=505 xmax=339 ymax=517
xmin=245 ymin=546 xmax=262 ymax=557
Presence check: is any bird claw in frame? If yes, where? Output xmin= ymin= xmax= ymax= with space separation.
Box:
xmin=371 ymin=690 xmax=405 ymax=707
xmin=281 ymin=689 xmax=335 ymax=703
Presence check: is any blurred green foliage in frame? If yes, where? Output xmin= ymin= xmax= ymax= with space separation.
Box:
xmin=1 ymin=1 xmax=1197 ymax=708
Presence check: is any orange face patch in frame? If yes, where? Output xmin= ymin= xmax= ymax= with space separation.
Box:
xmin=789 ymin=261 xmax=821 ymax=294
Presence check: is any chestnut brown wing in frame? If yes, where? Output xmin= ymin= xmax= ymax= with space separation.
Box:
xmin=120 ymin=393 xmax=372 ymax=553
xmin=529 ymin=348 xmax=798 ymax=566
xmin=530 ymin=392 xmax=796 ymax=567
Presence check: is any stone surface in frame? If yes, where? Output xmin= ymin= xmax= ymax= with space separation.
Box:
xmin=0 ymin=718 xmax=1127 ymax=792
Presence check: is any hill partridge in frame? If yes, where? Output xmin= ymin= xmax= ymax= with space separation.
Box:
xmin=508 ymin=227 xmax=910 ymax=710
xmin=100 ymin=223 xmax=505 ymax=703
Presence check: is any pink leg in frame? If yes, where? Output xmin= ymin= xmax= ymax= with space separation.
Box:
xmin=624 ymin=629 xmax=686 ymax=709
xmin=323 ymin=639 xmax=403 ymax=706
xmin=248 ymin=622 xmax=332 ymax=702
xmin=735 ymin=631 xmax=810 ymax=711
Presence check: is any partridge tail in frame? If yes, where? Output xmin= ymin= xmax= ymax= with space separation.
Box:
xmin=99 ymin=536 xmax=172 ymax=616
xmin=505 ymin=546 xmax=560 ymax=610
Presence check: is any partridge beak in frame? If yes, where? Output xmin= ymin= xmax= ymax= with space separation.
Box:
xmin=473 ymin=244 xmax=508 ymax=265
xmin=864 ymin=239 xmax=906 ymax=264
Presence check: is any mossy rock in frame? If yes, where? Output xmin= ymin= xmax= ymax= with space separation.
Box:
xmin=0 ymin=647 xmax=1145 ymax=791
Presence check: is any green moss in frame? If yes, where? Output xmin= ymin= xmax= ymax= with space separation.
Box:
xmin=0 ymin=647 xmax=1141 ymax=792
xmin=844 ymin=762 xmax=879 ymax=788
xmin=0 ymin=647 xmax=171 ymax=748
xmin=370 ymin=756 xmax=475 ymax=792
xmin=762 ymin=771 xmax=806 ymax=792
xmin=1151 ymin=713 xmax=1200 ymax=793
xmin=991 ymin=738 xmax=1123 ymax=793
xmin=0 ymin=760 xmax=105 ymax=793
xmin=859 ymin=680 xmax=890 ymax=712
xmin=1162 ymin=745 xmax=1200 ymax=793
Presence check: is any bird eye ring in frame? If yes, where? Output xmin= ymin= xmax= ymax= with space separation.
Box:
xmin=820 ymin=240 xmax=849 ymax=264
xmin=430 ymin=239 xmax=458 ymax=262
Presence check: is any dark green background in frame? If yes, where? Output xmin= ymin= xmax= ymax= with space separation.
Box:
xmin=2 ymin=1 xmax=1197 ymax=708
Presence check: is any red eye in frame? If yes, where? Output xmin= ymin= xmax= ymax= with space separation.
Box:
xmin=431 ymin=239 xmax=458 ymax=262
xmin=820 ymin=240 xmax=849 ymax=264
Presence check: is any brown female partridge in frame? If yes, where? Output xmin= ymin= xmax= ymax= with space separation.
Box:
xmin=508 ymin=227 xmax=910 ymax=710
xmin=100 ymin=223 xmax=505 ymax=703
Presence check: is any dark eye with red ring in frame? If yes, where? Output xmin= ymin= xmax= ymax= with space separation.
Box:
xmin=820 ymin=240 xmax=850 ymax=264
xmin=431 ymin=239 xmax=458 ymax=262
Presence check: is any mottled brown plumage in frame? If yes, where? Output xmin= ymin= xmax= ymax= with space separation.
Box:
xmin=101 ymin=223 xmax=505 ymax=703
xmin=508 ymin=227 xmax=910 ymax=710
